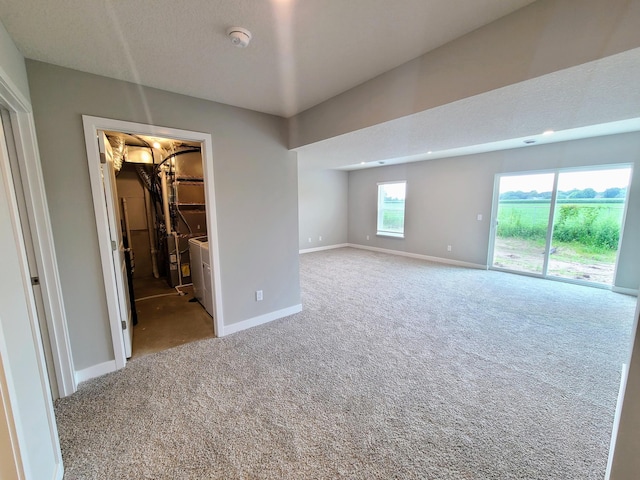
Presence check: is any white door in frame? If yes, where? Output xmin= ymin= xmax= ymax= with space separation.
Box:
xmin=98 ymin=133 xmax=133 ymax=358
xmin=0 ymin=113 xmax=62 ymax=479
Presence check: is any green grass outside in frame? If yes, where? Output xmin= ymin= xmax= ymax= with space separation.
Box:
xmin=497 ymin=201 xmax=624 ymax=253
xmin=381 ymin=209 xmax=404 ymax=232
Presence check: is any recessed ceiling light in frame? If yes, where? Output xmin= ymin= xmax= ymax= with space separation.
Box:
xmin=542 ymin=129 xmax=555 ymax=136
xmin=360 ymin=161 xmax=365 ymax=164
xmin=427 ymin=151 xmax=433 ymax=154
xmin=152 ymin=141 xmax=161 ymax=149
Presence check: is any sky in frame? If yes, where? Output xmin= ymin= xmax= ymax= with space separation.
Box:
xmin=499 ymin=167 xmax=632 ymax=194
xmin=381 ymin=182 xmax=406 ymax=200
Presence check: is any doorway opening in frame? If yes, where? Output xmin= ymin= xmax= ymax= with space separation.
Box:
xmin=490 ymin=165 xmax=632 ymax=286
xmin=106 ymin=131 xmax=215 ymax=358
xmin=84 ymin=116 xmax=223 ymax=371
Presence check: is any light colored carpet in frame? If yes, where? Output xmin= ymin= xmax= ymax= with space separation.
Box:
xmin=55 ymin=247 xmax=636 ymax=479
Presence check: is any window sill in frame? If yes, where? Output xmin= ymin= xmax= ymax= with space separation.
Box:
xmin=376 ymin=232 xmax=405 ymax=239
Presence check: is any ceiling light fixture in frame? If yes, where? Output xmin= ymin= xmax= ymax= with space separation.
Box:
xmin=542 ymin=129 xmax=555 ymax=135
xmin=227 ymin=27 xmax=252 ymax=48
xmin=152 ymin=141 xmax=161 ymax=149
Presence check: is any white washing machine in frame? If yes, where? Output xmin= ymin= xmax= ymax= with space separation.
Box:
xmin=188 ymin=236 xmax=214 ymax=317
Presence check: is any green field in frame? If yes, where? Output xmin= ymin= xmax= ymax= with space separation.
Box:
xmin=497 ymin=200 xmax=624 ymax=251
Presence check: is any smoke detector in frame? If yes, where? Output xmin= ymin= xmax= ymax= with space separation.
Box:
xmin=227 ymin=27 xmax=252 ymax=48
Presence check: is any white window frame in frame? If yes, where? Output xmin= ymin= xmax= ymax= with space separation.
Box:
xmin=376 ymin=181 xmax=406 ymax=238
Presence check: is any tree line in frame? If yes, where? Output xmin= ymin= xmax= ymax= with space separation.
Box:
xmin=500 ymin=187 xmax=626 ymax=201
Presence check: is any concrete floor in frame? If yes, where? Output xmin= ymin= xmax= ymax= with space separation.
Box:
xmin=131 ymin=276 xmax=214 ymax=358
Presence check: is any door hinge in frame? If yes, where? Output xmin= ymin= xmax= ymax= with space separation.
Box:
xmin=31 ymin=276 xmax=40 ymax=286
xmin=111 ymin=240 xmax=117 ymax=251
xmin=121 ymin=320 xmax=127 ymax=330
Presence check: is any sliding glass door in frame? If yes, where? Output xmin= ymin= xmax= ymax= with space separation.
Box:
xmin=492 ymin=173 xmax=555 ymax=274
xmin=491 ymin=166 xmax=631 ymax=286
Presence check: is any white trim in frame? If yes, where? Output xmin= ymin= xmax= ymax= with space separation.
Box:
xmin=376 ymin=180 xmax=406 ymax=186
xmin=606 ymin=362 xmax=629 ymax=480
xmin=82 ymin=116 xmax=224 ymax=371
xmin=0 ymin=66 xmax=30 ymax=113
xmin=74 ymin=360 xmax=117 ymax=384
xmin=222 ymin=304 xmax=303 ymax=336
xmin=0 ymin=66 xmax=64 ymax=476
xmin=9 ymin=112 xmax=75 ymax=397
xmin=376 ymin=232 xmax=404 ymax=239
xmin=299 ymin=243 xmax=348 ymax=254
xmin=0 ymin=120 xmax=63 ymax=479
xmin=347 ymin=243 xmax=487 ymax=269
xmin=83 ymin=123 xmax=127 ymax=370
xmin=0 ymin=64 xmax=75 ymax=399
xmin=612 ymin=286 xmax=639 ymax=296
xmin=0 ymin=323 xmax=26 ymax=480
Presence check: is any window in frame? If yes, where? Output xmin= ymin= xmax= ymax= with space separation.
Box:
xmin=377 ymin=181 xmax=406 ymax=237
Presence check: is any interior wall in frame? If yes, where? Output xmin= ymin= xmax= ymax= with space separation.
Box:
xmin=0 ymin=21 xmax=62 ymax=479
xmin=348 ymin=132 xmax=640 ymax=291
xmin=610 ymin=300 xmax=640 ymax=478
xmin=298 ymin=168 xmax=348 ymax=250
xmin=115 ymin=165 xmax=153 ymax=279
xmin=289 ymin=0 xmax=640 ymax=149
xmin=26 ymin=60 xmax=301 ymax=372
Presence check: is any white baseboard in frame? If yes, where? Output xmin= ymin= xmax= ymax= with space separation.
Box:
xmin=299 ymin=243 xmax=349 ymax=254
xmin=612 ymin=286 xmax=639 ymax=296
xmin=347 ymin=243 xmax=487 ymax=270
xmin=222 ymin=304 xmax=303 ymax=336
xmin=75 ymin=360 xmax=117 ymax=384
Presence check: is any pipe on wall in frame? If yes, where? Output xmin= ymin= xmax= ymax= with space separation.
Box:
xmin=143 ymin=187 xmax=160 ymax=278
xmin=160 ymin=168 xmax=171 ymax=235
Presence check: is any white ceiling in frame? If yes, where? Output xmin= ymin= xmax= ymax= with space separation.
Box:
xmin=2 ymin=0 xmax=638 ymax=171
xmin=294 ymin=47 xmax=640 ymax=170
xmin=0 ymin=0 xmax=535 ymax=117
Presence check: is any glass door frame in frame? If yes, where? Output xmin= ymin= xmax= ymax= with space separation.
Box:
xmin=488 ymin=164 xmax=633 ymax=289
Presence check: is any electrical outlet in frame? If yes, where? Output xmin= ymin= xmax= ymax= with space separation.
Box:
xmin=447 ymin=245 xmax=452 ymax=252
xmin=256 ymin=290 xmax=263 ymax=301
xmin=308 ymin=237 xmax=312 ymax=243
xmin=366 ymin=235 xmax=370 ymax=240
xmin=477 ymin=214 xmax=483 ymax=221
xmin=319 ymin=235 xmax=322 ymax=241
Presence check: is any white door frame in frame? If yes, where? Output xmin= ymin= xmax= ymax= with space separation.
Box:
xmin=0 ymin=74 xmax=75 ymax=397
xmin=0 ymin=94 xmax=64 ymax=477
xmin=82 ymin=116 xmax=224 ymax=369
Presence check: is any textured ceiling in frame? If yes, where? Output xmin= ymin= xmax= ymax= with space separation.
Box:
xmin=0 ymin=0 xmax=535 ymax=117
xmin=294 ymin=48 xmax=640 ymax=170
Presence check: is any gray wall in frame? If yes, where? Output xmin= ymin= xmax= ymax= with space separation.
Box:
xmin=610 ymin=302 xmax=640 ymax=479
xmin=116 ymin=165 xmax=153 ymax=279
xmin=0 ymin=20 xmax=61 ymax=478
xmin=290 ymin=0 xmax=640 ymax=149
xmin=0 ymin=20 xmax=30 ymax=104
xmin=26 ymin=61 xmax=301 ymax=371
xmin=348 ymin=132 xmax=640 ymax=290
xmin=298 ymin=168 xmax=348 ymax=249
